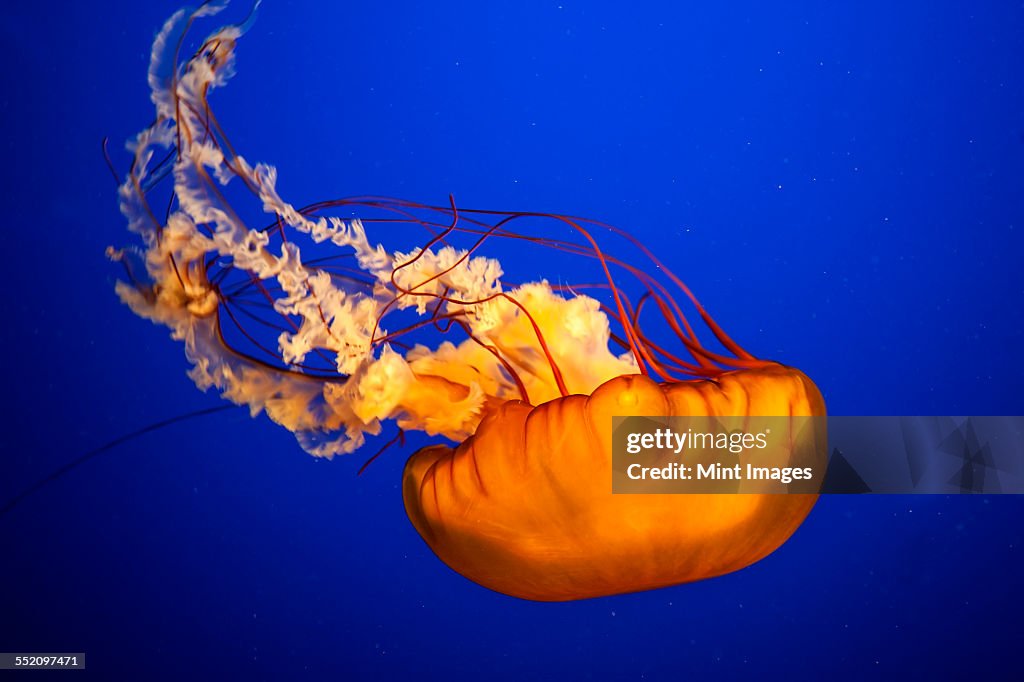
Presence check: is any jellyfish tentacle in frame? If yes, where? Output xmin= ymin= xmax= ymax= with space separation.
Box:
xmin=114 ymin=5 xmax=769 ymax=457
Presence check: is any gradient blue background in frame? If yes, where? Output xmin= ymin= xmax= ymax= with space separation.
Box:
xmin=2 ymin=1 xmax=1022 ymax=678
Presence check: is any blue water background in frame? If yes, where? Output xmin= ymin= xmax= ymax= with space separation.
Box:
xmin=2 ymin=1 xmax=1022 ymax=678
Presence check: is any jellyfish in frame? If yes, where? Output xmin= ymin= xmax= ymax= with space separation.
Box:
xmin=110 ymin=5 xmax=826 ymax=601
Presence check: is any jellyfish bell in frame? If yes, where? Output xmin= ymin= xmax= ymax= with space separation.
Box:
xmin=113 ymin=5 xmax=826 ymax=601
xmin=405 ymin=368 xmax=824 ymax=601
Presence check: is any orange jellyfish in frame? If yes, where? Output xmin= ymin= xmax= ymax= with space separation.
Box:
xmin=111 ymin=6 xmax=826 ymax=601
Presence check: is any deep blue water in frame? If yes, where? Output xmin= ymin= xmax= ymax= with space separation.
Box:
xmin=2 ymin=1 xmax=1022 ymax=679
